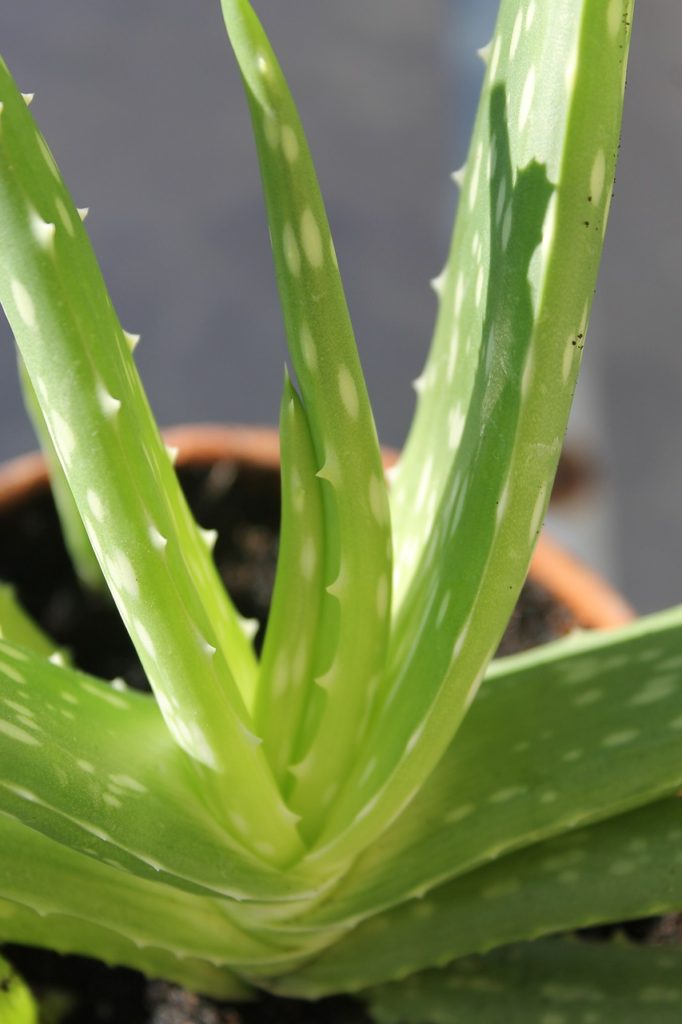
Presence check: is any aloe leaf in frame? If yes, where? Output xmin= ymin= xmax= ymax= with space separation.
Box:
xmin=0 ymin=954 xmax=37 ymax=1024
xmin=0 ymin=900 xmax=251 ymax=1000
xmin=367 ymin=940 xmax=682 ymax=1024
xmin=0 ymin=638 xmax=318 ymax=902
xmin=0 ymin=584 xmax=61 ymax=658
xmin=273 ymin=797 xmax=682 ymax=997
xmin=17 ymin=353 xmax=104 ymax=593
xmin=0 ymin=811 xmax=343 ymax=984
xmin=256 ymin=373 xmax=325 ymax=786
xmin=0 ymin=59 xmax=304 ymax=859
xmin=310 ymin=0 xmax=635 ymax=869
xmin=300 ymin=607 xmax=682 ymax=926
xmin=0 ymin=813 xmax=277 ymax=969
xmin=219 ymin=0 xmax=393 ymax=840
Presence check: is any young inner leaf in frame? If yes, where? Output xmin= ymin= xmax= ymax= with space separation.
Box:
xmin=256 ymin=373 xmax=325 ymax=786
xmin=220 ymin=0 xmax=393 ymax=842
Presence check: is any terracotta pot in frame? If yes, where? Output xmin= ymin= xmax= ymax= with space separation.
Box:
xmin=0 ymin=423 xmax=634 ymax=632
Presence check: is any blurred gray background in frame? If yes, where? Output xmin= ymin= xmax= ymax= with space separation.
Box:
xmin=1 ymin=2 xmax=680 ymax=614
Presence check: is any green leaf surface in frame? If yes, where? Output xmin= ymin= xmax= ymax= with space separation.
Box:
xmin=299 ymin=607 xmax=682 ymax=926
xmin=256 ymin=375 xmax=325 ymax=786
xmin=18 ymin=353 xmax=104 ymax=593
xmin=0 ymin=61 xmax=303 ymax=859
xmin=0 ymin=811 xmax=344 ymax=985
xmin=0 ymin=899 xmax=250 ymax=1001
xmin=367 ymin=940 xmax=682 ymax=1024
xmin=220 ymin=0 xmax=393 ymax=842
xmin=308 ymin=0 xmax=634 ymax=868
xmin=273 ymin=797 xmax=682 ymax=997
xmin=0 ymin=813 xmax=275 ymax=968
xmin=0 ymin=953 xmax=37 ymax=1024
xmin=0 ymin=639 xmax=319 ymax=902
xmin=0 ymin=585 xmax=61 ymax=659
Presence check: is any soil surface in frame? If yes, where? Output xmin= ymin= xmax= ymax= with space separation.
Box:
xmin=0 ymin=458 xmax=670 ymax=1023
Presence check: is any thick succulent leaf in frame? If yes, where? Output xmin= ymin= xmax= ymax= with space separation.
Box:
xmin=220 ymin=0 xmax=393 ymax=840
xmin=0 ymin=584 xmax=61 ymax=658
xmin=256 ymin=375 xmax=325 ymax=786
xmin=0 ymin=812 xmax=343 ymax=984
xmin=0 ymin=638 xmax=320 ymax=902
xmin=311 ymin=1 xmax=634 ymax=866
xmin=17 ymin=353 xmax=104 ymax=593
xmin=367 ymin=940 xmax=682 ymax=1024
xmin=272 ymin=797 xmax=682 ymax=997
xmin=0 ymin=900 xmax=250 ymax=1000
xmin=0 ymin=61 xmax=303 ymax=858
xmin=390 ymin=2 xmax=633 ymax=599
xmin=0 ymin=813 xmax=278 ymax=969
xmin=300 ymin=606 xmax=682 ymax=926
xmin=0 ymin=954 xmax=37 ymax=1024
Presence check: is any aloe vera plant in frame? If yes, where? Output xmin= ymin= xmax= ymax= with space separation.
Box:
xmin=1 ymin=0 xmax=681 ymax=1019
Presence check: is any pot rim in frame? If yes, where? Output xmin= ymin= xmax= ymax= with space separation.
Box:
xmin=0 ymin=422 xmax=634 ymax=631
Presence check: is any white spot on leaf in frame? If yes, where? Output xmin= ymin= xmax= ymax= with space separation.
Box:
xmin=281 ymin=124 xmax=299 ymax=163
xmin=602 ymin=728 xmax=639 ymax=748
xmin=106 ymin=549 xmax=138 ymax=598
xmin=519 ymin=65 xmax=536 ymax=132
xmin=510 ymin=10 xmax=523 ymax=59
xmin=300 ymin=323 xmax=317 ymax=371
xmin=10 ymin=279 xmax=35 ymax=327
xmin=87 ymin=489 xmax=105 ymax=522
xmin=338 ymin=367 xmax=359 ymax=419
xmin=448 ymin=407 xmax=465 ymax=450
xmin=369 ymin=474 xmax=388 ymax=525
xmin=263 ymin=112 xmax=279 ymax=150
xmin=282 ymin=222 xmax=301 ymax=277
xmin=0 ymin=720 xmax=40 ymax=745
xmin=135 ymin=621 xmax=156 ymax=659
xmin=50 ymin=412 xmax=76 ymax=466
xmin=489 ymin=36 xmax=502 ymax=80
xmin=110 ymin=773 xmax=147 ymax=793
xmin=301 ymin=208 xmax=323 ymax=268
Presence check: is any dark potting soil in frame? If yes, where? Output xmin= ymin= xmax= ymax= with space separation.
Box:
xmin=0 ymin=457 xmax=670 ymax=1023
